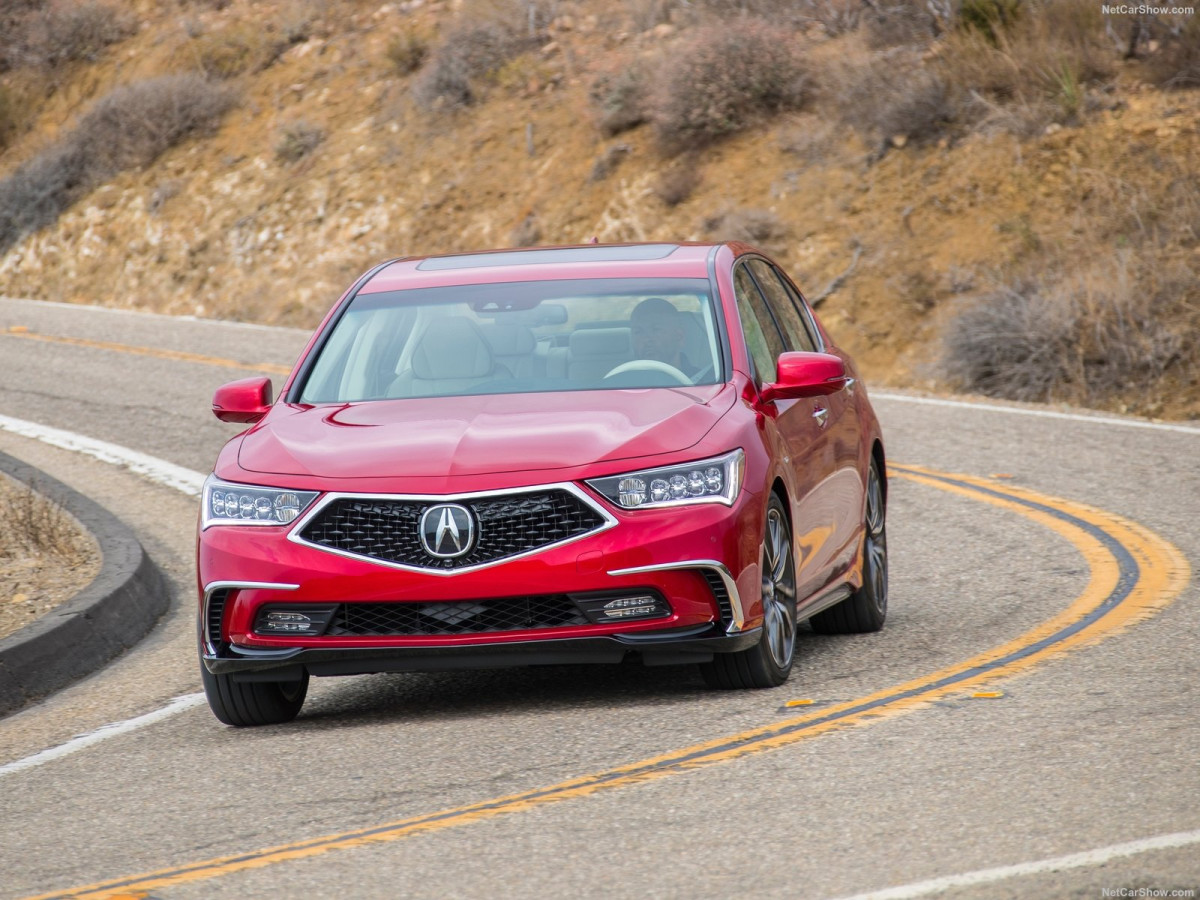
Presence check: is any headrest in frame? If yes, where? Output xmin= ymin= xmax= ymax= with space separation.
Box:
xmin=569 ymin=327 xmax=631 ymax=358
xmin=411 ymin=318 xmax=494 ymax=380
xmin=481 ymin=323 xmax=536 ymax=356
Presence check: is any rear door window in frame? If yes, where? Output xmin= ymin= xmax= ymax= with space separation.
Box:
xmin=746 ymin=259 xmax=818 ymax=353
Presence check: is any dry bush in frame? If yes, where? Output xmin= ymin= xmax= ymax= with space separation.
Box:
xmin=655 ymin=162 xmax=701 ymax=206
xmin=649 ymin=19 xmax=810 ymax=152
xmin=864 ymin=0 xmax=939 ymax=47
xmin=0 ymin=74 xmax=235 ymax=254
xmin=680 ymin=0 xmax=862 ymax=32
xmin=275 ymin=121 xmax=324 ymax=162
xmin=589 ymin=61 xmax=649 ymax=136
xmin=413 ymin=20 xmax=532 ymax=108
xmin=1144 ymin=17 xmax=1200 ymax=89
xmin=1 ymin=1 xmax=133 ymax=70
xmin=942 ymin=260 xmax=1196 ymax=404
xmin=703 ymin=208 xmax=788 ymax=251
xmin=0 ymin=480 xmax=86 ymax=565
xmin=937 ymin=0 xmax=1115 ymax=133
xmin=388 ymin=29 xmax=429 ymax=75
xmin=74 ymin=75 xmax=236 ymax=172
xmin=826 ymin=49 xmax=953 ymax=146
xmin=0 ymin=84 xmax=29 ymax=149
xmin=588 ymin=143 xmax=631 ymax=181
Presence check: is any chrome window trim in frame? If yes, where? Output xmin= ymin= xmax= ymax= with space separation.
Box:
xmin=287 ymin=482 xmax=618 ymax=576
xmin=606 ymin=559 xmax=746 ymax=634
xmin=201 ymin=581 xmax=299 ymax=655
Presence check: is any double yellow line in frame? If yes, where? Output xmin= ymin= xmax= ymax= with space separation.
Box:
xmin=26 ymin=469 xmax=1190 ymax=899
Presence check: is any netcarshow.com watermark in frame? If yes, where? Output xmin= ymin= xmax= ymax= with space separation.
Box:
xmin=1101 ymin=4 xmax=1194 ymax=11
xmin=1101 ymin=889 xmax=1196 ymax=899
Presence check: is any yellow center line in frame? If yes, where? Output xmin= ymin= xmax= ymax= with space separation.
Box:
xmin=24 ymin=467 xmax=1190 ymax=900
xmin=2 ymin=330 xmax=291 ymax=377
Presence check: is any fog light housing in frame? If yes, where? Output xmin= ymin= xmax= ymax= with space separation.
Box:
xmin=254 ymin=606 xmax=337 ymax=636
xmin=574 ymin=592 xmax=671 ymax=624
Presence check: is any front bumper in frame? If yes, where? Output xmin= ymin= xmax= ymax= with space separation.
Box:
xmin=201 ymin=623 xmax=763 ymax=678
xmin=197 ymin=478 xmax=767 ymax=675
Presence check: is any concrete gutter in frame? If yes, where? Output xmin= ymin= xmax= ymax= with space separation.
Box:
xmin=0 ymin=451 xmax=167 ymax=717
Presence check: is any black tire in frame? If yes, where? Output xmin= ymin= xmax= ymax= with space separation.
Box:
xmin=810 ymin=457 xmax=888 ymax=635
xmin=701 ymin=494 xmax=797 ymax=689
xmin=200 ymin=662 xmax=309 ymax=727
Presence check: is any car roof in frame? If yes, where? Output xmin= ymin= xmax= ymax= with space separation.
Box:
xmin=360 ymin=243 xmax=721 ymax=293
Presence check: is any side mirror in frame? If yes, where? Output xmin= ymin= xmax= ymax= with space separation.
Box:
xmin=759 ymin=352 xmax=847 ymax=404
xmin=212 ymin=377 xmax=273 ymax=424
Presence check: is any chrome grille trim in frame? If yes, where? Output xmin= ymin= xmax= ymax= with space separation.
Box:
xmin=288 ymin=482 xmax=617 ymax=576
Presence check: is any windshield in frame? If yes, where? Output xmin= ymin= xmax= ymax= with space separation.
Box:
xmin=297 ymin=278 xmax=723 ymax=403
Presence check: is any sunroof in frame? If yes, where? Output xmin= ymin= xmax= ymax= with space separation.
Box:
xmin=416 ymin=244 xmax=679 ymax=271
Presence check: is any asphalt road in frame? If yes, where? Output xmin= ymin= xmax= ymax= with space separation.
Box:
xmin=0 ymin=296 xmax=1197 ymax=900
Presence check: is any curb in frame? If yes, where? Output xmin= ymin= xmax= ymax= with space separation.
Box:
xmin=0 ymin=451 xmax=167 ymax=717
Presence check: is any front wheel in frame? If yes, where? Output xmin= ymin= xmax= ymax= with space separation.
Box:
xmin=701 ymin=494 xmax=797 ymax=689
xmin=200 ymin=662 xmax=309 ymax=727
xmin=810 ymin=457 xmax=888 ymax=634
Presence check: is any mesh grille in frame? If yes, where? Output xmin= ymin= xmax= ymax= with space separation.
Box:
xmin=298 ymin=489 xmax=606 ymax=570
xmin=701 ymin=570 xmax=734 ymax=629
xmin=326 ymin=595 xmax=589 ymax=636
xmin=206 ymin=589 xmax=230 ymax=648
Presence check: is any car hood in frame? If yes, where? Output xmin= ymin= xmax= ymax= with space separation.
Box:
xmin=237 ymin=385 xmax=736 ymax=479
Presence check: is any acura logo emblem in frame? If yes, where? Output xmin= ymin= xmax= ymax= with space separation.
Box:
xmin=419 ymin=504 xmax=475 ymax=559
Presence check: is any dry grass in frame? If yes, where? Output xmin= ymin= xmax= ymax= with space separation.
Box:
xmin=649 ymin=19 xmax=809 ymax=152
xmin=275 ymin=121 xmax=324 ymax=163
xmin=0 ymin=479 xmax=87 ymax=565
xmin=936 ymin=0 xmax=1114 ymax=133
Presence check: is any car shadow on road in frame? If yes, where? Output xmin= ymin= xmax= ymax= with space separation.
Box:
xmin=288 ymin=658 xmax=722 ymax=729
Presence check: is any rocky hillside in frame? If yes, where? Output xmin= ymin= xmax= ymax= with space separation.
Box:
xmin=1 ymin=0 xmax=1197 ymax=417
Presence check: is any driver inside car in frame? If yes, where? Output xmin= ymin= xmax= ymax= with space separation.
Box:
xmin=629 ymin=297 xmax=700 ymax=379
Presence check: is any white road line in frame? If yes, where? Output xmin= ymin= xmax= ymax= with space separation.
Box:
xmin=0 ymin=694 xmax=206 ymax=778
xmin=833 ymin=829 xmax=1200 ymax=899
xmin=0 ymin=415 xmax=207 ymax=777
xmin=0 ymin=414 xmax=205 ymax=495
xmin=872 ymin=391 xmax=1200 ymax=436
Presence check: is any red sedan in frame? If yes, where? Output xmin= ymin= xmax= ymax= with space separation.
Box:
xmin=197 ymin=242 xmax=887 ymax=725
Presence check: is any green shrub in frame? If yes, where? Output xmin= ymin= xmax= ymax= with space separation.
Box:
xmin=650 ymin=19 xmax=809 ymax=152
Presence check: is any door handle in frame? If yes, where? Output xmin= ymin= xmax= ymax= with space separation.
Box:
xmin=812 ymin=406 xmax=829 ymax=427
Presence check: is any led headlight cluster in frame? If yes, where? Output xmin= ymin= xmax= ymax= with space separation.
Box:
xmin=587 ymin=449 xmax=744 ymax=510
xmin=202 ymin=476 xmax=319 ymax=528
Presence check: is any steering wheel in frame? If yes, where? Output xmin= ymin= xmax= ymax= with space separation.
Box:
xmin=603 ymin=359 xmax=692 ymax=385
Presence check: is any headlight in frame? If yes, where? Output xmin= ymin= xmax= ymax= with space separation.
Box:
xmin=202 ymin=476 xmax=319 ymax=528
xmin=587 ymin=449 xmax=744 ymax=510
